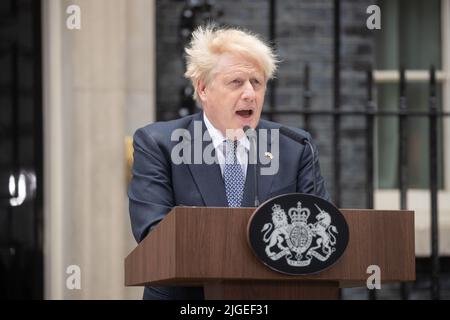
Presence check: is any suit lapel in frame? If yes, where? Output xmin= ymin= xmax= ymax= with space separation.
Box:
xmin=241 ymin=162 xmax=256 ymax=207
xmin=186 ymin=113 xmax=228 ymax=207
xmin=241 ymin=122 xmax=276 ymax=207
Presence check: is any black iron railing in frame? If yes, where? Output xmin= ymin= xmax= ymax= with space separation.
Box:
xmin=263 ymin=65 xmax=447 ymax=300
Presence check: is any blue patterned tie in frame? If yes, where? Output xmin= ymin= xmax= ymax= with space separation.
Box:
xmin=223 ymin=140 xmax=245 ymax=207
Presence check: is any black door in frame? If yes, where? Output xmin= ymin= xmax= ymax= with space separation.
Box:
xmin=0 ymin=0 xmax=43 ymax=299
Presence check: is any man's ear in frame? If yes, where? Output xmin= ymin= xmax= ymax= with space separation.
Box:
xmin=197 ymin=80 xmax=207 ymax=102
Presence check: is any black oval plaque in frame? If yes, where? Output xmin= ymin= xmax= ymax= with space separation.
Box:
xmin=247 ymin=193 xmax=349 ymax=275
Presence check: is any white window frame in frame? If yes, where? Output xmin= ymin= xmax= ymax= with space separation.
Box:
xmin=374 ymin=0 xmax=450 ymax=256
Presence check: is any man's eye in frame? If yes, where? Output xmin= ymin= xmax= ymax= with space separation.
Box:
xmin=232 ymin=79 xmax=242 ymax=85
xmin=251 ymin=79 xmax=261 ymax=86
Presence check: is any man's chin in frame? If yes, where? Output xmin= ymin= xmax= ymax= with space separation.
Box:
xmin=235 ymin=115 xmax=259 ymax=129
xmin=222 ymin=121 xmax=258 ymax=140
xmin=224 ymin=127 xmax=246 ymax=140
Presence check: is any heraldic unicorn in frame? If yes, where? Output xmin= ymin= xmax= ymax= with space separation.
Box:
xmin=261 ymin=202 xmax=338 ymax=267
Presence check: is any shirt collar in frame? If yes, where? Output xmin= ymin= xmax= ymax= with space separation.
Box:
xmin=203 ymin=112 xmax=250 ymax=151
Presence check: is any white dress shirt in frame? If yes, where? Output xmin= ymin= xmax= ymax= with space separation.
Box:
xmin=203 ymin=113 xmax=250 ymax=178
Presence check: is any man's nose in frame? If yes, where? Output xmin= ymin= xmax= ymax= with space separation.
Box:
xmin=241 ymin=80 xmax=256 ymax=101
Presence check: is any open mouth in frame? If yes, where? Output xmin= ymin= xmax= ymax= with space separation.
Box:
xmin=236 ymin=109 xmax=253 ymax=118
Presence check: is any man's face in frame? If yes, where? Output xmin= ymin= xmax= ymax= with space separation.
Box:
xmin=198 ymin=54 xmax=266 ymax=136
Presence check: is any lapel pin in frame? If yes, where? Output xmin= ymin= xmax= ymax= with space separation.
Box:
xmin=264 ymin=152 xmax=273 ymax=160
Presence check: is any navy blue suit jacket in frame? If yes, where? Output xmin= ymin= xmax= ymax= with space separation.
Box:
xmin=128 ymin=112 xmax=330 ymax=299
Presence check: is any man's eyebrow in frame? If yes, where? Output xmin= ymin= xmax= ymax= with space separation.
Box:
xmin=222 ymin=72 xmax=244 ymax=81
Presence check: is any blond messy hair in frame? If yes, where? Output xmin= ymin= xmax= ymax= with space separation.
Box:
xmin=184 ymin=24 xmax=278 ymax=102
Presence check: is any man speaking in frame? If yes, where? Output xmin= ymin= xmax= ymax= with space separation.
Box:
xmin=128 ymin=24 xmax=330 ymax=299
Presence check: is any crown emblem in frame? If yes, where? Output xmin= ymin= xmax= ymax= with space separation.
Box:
xmin=288 ymin=201 xmax=310 ymax=223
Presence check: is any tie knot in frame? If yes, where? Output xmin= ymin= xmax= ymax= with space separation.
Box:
xmin=224 ymin=139 xmax=238 ymax=154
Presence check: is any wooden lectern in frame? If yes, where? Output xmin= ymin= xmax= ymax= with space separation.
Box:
xmin=125 ymin=207 xmax=415 ymax=299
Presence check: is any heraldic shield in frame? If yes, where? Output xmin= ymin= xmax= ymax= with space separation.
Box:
xmin=247 ymin=193 xmax=349 ymax=275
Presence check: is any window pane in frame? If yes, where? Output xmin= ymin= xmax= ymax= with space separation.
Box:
xmin=376 ymin=83 xmax=444 ymax=189
xmin=375 ymin=0 xmax=444 ymax=189
xmin=377 ymin=83 xmax=398 ymax=189
xmin=376 ymin=0 xmax=441 ymax=70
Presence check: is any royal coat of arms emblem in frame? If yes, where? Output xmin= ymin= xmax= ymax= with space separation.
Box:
xmin=262 ymin=202 xmax=338 ymax=266
xmin=248 ymin=193 xmax=349 ymax=275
